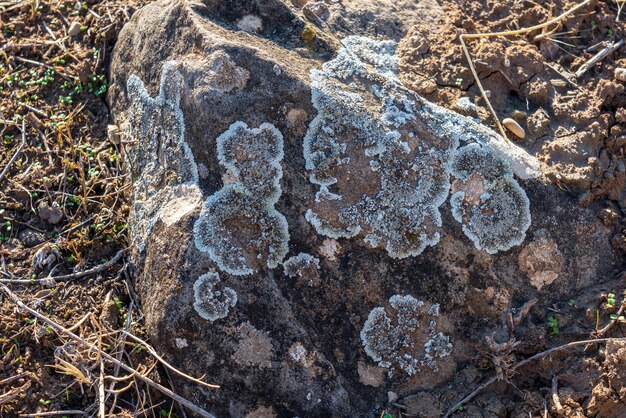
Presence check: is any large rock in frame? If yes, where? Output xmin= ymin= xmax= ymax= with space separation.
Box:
xmin=109 ymin=0 xmax=624 ymax=416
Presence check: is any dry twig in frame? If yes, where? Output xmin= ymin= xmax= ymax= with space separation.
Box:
xmin=551 ymin=375 xmax=564 ymax=415
xmin=0 ymin=119 xmax=26 ymax=183
xmin=575 ymin=39 xmax=624 ymax=77
xmin=0 ymin=248 xmax=127 ymax=285
xmin=19 ymin=411 xmax=86 ymax=417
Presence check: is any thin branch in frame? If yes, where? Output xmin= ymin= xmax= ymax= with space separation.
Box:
xmin=0 ymin=119 xmax=26 ymax=183
xmin=575 ymin=39 xmax=624 ymax=77
xmin=551 ymin=375 xmax=564 ymax=415
xmin=0 ymin=248 xmax=127 ymax=285
xmin=617 ymin=0 xmax=625 ymax=22
xmin=122 ymin=330 xmax=220 ymax=389
xmin=0 ymin=283 xmax=217 ymax=418
xmin=98 ymin=359 xmax=106 ymax=418
xmin=19 ymin=411 xmax=86 ymax=417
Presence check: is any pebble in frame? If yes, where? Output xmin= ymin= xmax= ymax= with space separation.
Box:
xmin=511 ymin=110 xmax=527 ymax=120
xmin=107 ymin=124 xmax=121 ymax=144
xmin=455 ymin=97 xmax=476 ymax=114
xmin=18 ymin=228 xmax=46 ymax=247
xmin=68 ymin=21 xmax=82 ymax=37
xmin=236 ymin=15 xmax=262 ymax=33
xmin=303 ymin=1 xmax=330 ymax=21
xmin=388 ymin=391 xmax=398 ymax=403
xmin=38 ymin=202 xmax=63 ymax=224
xmin=502 ymin=117 xmax=526 ymax=139
xmin=615 ymin=68 xmax=626 ymax=82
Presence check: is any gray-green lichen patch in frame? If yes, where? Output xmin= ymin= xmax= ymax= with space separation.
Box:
xmin=448 ymin=144 xmax=531 ymax=254
xmin=194 ymin=122 xmax=290 ymax=276
xmin=283 ymin=253 xmax=320 ymax=278
xmin=304 ymin=36 xmax=536 ymax=256
xmin=304 ymin=37 xmax=455 ymax=258
xmin=126 ymin=62 xmax=199 ymax=252
xmin=193 ymin=272 xmax=237 ymax=321
xmin=360 ymin=295 xmax=452 ymax=376
xmin=283 ymin=252 xmax=321 ymax=287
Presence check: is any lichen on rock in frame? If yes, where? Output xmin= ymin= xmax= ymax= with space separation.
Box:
xmin=232 ymin=321 xmax=274 ymax=368
xmin=360 ymin=295 xmax=452 ymax=376
xmin=193 ymin=272 xmax=237 ymax=321
xmin=283 ymin=253 xmax=320 ymax=277
xmin=194 ymin=122 xmax=290 ymax=276
xmin=518 ymin=229 xmax=564 ymax=289
xmin=303 ymin=36 xmax=455 ymax=258
xmin=304 ymin=35 xmax=536 ymax=257
xmin=448 ymin=143 xmax=531 ymax=254
xmin=125 ymin=62 xmax=199 ymax=251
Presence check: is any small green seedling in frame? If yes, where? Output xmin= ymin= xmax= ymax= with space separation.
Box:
xmin=547 ymin=315 xmax=559 ymax=335
xmin=607 ymin=293 xmax=616 ymax=308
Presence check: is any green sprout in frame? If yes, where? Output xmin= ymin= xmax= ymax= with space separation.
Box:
xmin=547 ymin=315 xmax=559 ymax=335
xmin=607 ymin=293 xmax=616 ymax=308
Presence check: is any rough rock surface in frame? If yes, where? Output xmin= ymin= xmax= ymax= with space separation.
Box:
xmin=109 ymin=0 xmax=625 ymax=416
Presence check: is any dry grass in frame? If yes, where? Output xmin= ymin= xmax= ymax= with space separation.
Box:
xmin=0 ymin=0 xmax=202 ymax=416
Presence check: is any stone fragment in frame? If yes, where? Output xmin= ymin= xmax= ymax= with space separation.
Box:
xmin=68 ymin=21 xmax=82 ymax=36
xmin=38 ymin=202 xmax=63 ymax=224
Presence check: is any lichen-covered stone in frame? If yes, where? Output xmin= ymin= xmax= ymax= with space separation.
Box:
xmin=110 ymin=1 xmax=625 ymax=415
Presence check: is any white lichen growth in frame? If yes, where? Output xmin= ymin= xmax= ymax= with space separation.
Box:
xmin=236 ymin=14 xmax=263 ymax=33
xmin=126 ymin=62 xmax=199 ymax=252
xmin=194 ymin=122 xmax=289 ymax=276
xmin=304 ymin=36 xmax=535 ymax=256
xmin=304 ymin=36 xmax=453 ymax=258
xmin=448 ymin=144 xmax=531 ymax=254
xmin=360 ymin=295 xmax=452 ymax=376
xmin=193 ymin=272 xmax=237 ymax=321
xmin=283 ymin=253 xmax=320 ymax=278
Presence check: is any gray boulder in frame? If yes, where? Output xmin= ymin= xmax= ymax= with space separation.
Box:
xmin=109 ymin=0 xmax=624 ymax=416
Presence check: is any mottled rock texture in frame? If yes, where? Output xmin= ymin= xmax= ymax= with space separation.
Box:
xmin=109 ymin=0 xmax=624 ymax=416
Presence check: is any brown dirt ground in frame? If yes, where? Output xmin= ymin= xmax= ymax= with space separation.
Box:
xmin=1 ymin=0 xmax=626 ymax=417
xmin=0 ymin=0 xmax=174 ymax=416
